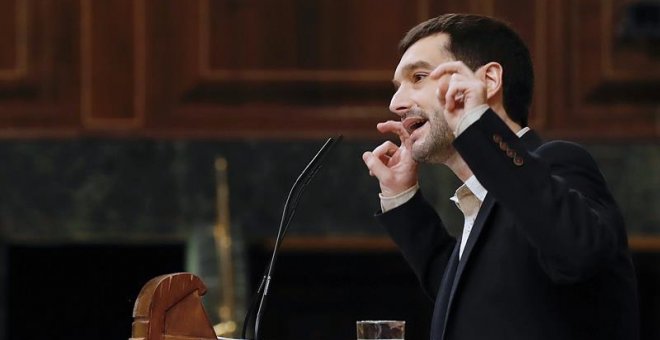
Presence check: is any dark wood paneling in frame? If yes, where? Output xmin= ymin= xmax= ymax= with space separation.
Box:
xmin=0 ymin=0 xmax=656 ymax=139
xmin=146 ymin=0 xmax=437 ymax=138
xmin=81 ymin=0 xmax=145 ymax=130
xmin=0 ymin=0 xmax=79 ymax=136
xmin=0 ymin=0 xmax=19 ymax=71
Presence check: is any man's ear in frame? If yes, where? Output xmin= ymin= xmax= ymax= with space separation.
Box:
xmin=482 ymin=62 xmax=503 ymax=100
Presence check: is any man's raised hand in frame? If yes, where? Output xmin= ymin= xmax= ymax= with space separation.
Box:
xmin=362 ymin=120 xmax=418 ymax=197
xmin=430 ymin=61 xmax=488 ymax=132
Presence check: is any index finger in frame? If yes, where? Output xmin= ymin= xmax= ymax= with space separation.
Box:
xmin=377 ymin=120 xmax=409 ymax=143
xmin=429 ymin=61 xmax=474 ymax=79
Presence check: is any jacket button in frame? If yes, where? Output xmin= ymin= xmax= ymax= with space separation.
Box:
xmin=499 ymin=141 xmax=508 ymax=150
xmin=506 ymin=149 xmax=516 ymax=158
xmin=513 ymin=156 xmax=524 ymax=166
xmin=492 ymin=134 xmax=502 ymax=143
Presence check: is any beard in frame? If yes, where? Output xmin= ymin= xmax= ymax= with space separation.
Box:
xmin=409 ymin=108 xmax=455 ymax=164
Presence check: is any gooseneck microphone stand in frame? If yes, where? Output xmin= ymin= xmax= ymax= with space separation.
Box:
xmin=240 ymin=136 xmax=342 ymax=340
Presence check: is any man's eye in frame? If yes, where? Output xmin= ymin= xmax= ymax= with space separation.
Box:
xmin=413 ymin=73 xmax=427 ymax=83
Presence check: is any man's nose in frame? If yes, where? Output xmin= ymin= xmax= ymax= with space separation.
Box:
xmin=389 ymin=87 xmax=413 ymax=117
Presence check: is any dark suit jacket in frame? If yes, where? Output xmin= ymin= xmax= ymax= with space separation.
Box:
xmin=377 ymin=110 xmax=639 ymax=339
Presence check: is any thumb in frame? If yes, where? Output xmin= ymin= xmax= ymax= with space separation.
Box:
xmin=362 ymin=151 xmax=392 ymax=180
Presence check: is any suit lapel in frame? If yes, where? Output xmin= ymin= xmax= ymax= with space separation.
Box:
xmin=443 ymin=130 xmax=539 ymax=311
xmin=452 ymin=129 xmax=539 ymax=267
xmin=432 ymin=241 xmax=461 ymax=340
xmin=454 ymin=195 xmax=495 ymax=277
xmin=437 ymin=129 xmax=542 ymax=339
xmin=440 ymin=194 xmax=495 ymax=339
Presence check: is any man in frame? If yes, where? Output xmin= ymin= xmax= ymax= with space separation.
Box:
xmin=362 ymin=14 xmax=639 ymax=339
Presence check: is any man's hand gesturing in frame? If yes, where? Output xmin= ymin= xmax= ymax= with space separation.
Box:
xmin=430 ymin=61 xmax=488 ymax=133
xmin=362 ymin=120 xmax=418 ymax=197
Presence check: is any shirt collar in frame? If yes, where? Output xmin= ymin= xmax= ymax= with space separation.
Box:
xmin=449 ymin=175 xmax=487 ymax=207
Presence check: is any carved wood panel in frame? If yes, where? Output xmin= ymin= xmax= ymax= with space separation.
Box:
xmin=147 ymin=0 xmax=446 ymax=138
xmin=0 ymin=0 xmax=656 ymax=139
xmin=0 ymin=0 xmax=79 ymax=136
xmin=80 ymin=0 xmax=146 ymax=130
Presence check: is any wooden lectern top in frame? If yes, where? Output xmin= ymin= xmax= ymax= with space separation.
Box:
xmin=131 ymin=272 xmax=218 ymax=340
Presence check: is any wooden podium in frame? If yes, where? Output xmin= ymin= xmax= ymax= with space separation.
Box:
xmin=130 ymin=272 xmax=218 ymax=340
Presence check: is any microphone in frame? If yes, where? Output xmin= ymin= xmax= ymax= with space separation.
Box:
xmin=240 ymin=136 xmax=343 ymax=340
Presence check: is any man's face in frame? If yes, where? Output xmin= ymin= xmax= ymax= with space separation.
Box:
xmin=390 ymin=33 xmax=455 ymax=164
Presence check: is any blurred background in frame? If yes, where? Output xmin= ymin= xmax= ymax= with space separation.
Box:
xmin=0 ymin=0 xmax=658 ymax=339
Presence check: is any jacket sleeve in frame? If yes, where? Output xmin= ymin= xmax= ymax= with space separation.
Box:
xmin=376 ymin=191 xmax=457 ymax=298
xmin=454 ymin=109 xmax=627 ymax=283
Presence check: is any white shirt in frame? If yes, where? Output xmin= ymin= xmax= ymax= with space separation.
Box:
xmin=450 ymin=176 xmax=487 ymax=258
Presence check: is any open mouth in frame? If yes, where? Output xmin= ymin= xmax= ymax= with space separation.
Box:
xmin=402 ymin=117 xmax=428 ymax=135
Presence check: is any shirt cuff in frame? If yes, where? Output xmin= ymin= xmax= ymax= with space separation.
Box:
xmin=379 ymin=183 xmax=419 ymax=213
xmin=454 ymin=104 xmax=489 ymax=136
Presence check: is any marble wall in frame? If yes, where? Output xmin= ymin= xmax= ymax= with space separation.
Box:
xmin=0 ymin=139 xmax=656 ymax=241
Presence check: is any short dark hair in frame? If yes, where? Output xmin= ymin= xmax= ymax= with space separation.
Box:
xmin=399 ymin=14 xmax=534 ymax=126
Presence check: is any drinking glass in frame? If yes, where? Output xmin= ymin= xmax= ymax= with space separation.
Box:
xmin=356 ymin=320 xmax=405 ymax=339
